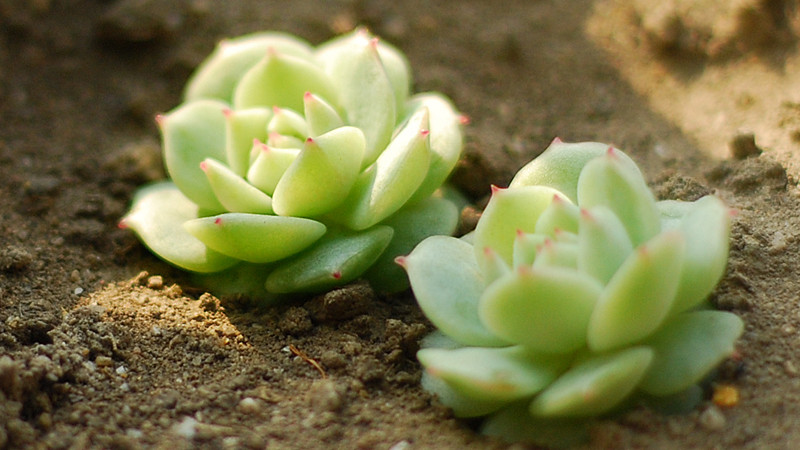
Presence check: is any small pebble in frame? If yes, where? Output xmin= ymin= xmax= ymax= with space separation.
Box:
xmin=237 ymin=397 xmax=262 ymax=414
xmin=308 ymin=379 xmax=342 ymax=412
xmin=147 ymin=275 xmax=163 ymax=289
xmin=95 ymin=356 xmax=113 ymax=367
xmin=729 ymin=132 xmax=761 ymax=160
xmin=699 ymin=405 xmax=726 ymax=430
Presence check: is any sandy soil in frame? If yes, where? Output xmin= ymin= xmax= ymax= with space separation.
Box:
xmin=2 ymin=0 xmax=800 ymax=448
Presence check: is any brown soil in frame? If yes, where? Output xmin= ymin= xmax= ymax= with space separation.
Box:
xmin=2 ymin=0 xmax=800 ymax=448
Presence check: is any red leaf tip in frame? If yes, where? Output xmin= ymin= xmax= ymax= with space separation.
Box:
xmin=214 ymin=217 xmax=223 ymax=225
xmin=199 ymin=161 xmax=208 ymax=171
xmin=332 ymin=271 xmax=342 ymax=279
xmin=117 ymin=219 xmax=128 ymax=230
xmin=394 ymin=256 xmax=408 ymax=268
xmin=459 ymin=115 xmax=471 ymax=126
xmin=154 ymin=114 xmax=165 ymax=126
xmin=420 ymin=129 xmax=430 ymax=137
xmin=551 ymin=136 xmax=563 ymax=145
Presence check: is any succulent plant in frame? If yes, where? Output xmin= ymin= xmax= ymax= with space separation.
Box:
xmin=398 ymin=140 xmax=744 ymax=445
xmin=120 ymin=29 xmax=465 ymax=299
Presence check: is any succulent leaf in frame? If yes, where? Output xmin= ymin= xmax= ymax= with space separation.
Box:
xmin=534 ymin=194 xmax=580 ymax=236
xmin=246 ymin=143 xmax=300 ymax=195
xmin=160 ymin=99 xmax=230 ymax=211
xmin=233 ymin=50 xmax=339 ymax=112
xmin=400 ymin=236 xmax=508 ymax=347
xmin=578 ymin=206 xmax=634 ymax=284
xmin=272 ymin=126 xmax=366 ymax=217
xmin=529 ymin=346 xmax=654 ymax=417
xmin=121 ymin=182 xmax=237 ymax=273
xmin=303 ymin=91 xmax=345 ymax=136
xmin=266 ymin=107 xmax=309 ymax=138
xmin=480 ymin=266 xmax=602 ymax=354
xmin=481 ymin=402 xmax=589 ymax=447
xmin=184 ymin=31 xmax=316 ymax=103
xmin=418 ymin=346 xmax=572 ymax=402
xmin=223 ymin=107 xmax=272 ymax=176
xmin=184 ymin=213 xmax=326 ymax=263
xmin=201 ymin=158 xmax=273 ymax=214
xmin=265 ymin=225 xmax=393 ymax=293
xmin=512 ymin=232 xmax=547 ymax=268
xmin=531 ymin=239 xmax=579 ymax=270
xmin=421 ymin=371 xmax=509 ymax=418
xmin=587 ymin=231 xmax=685 ymax=352
xmin=639 ymin=310 xmax=743 ymax=396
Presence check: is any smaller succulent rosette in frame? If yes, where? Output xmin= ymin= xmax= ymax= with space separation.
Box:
xmin=399 ymin=140 xmax=743 ymax=445
xmin=121 ymin=29 xmax=464 ymax=299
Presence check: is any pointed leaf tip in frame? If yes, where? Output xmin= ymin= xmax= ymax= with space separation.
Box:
xmin=332 ymin=271 xmax=342 ymax=279
xmin=117 ymin=219 xmax=128 ymax=230
xmin=551 ymin=136 xmax=563 ymax=144
xmin=394 ymin=256 xmax=408 ymax=268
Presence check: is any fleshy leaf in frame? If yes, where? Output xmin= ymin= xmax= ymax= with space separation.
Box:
xmin=479 ymin=266 xmax=602 ymax=354
xmin=331 ymin=109 xmax=431 ymax=230
xmin=398 ymin=236 xmax=508 ymax=347
xmin=578 ymin=206 xmax=634 ymax=284
xmin=184 ymin=213 xmax=326 ymax=263
xmin=639 ymin=310 xmax=743 ymax=396
xmin=405 ymin=94 xmax=464 ymax=203
xmin=532 ymin=239 xmax=578 ymax=270
xmin=246 ymin=143 xmax=299 ymax=196
xmin=121 ymin=182 xmax=237 ymax=273
xmin=265 ymin=225 xmax=393 ymax=293
xmin=481 ymin=402 xmax=590 ymax=448
xmin=669 ymin=196 xmax=731 ymax=314
xmin=160 ymin=99 xmax=229 ymax=211
xmin=421 ymin=371 xmax=508 ymax=418
xmin=587 ymin=231 xmax=685 ymax=352
xmin=319 ymin=32 xmax=396 ymax=168
xmin=529 ymin=346 xmax=654 ymax=418
xmin=184 ymin=31 xmax=315 ymax=103
xmin=509 ymin=140 xmax=641 ymax=203
xmin=201 ymin=158 xmax=273 ymax=214
xmin=190 ymin=263 xmax=278 ymax=304
xmin=481 ymin=247 xmax=512 ymax=285
xmin=577 ymin=148 xmax=660 ymax=246
xmin=233 ymin=50 xmax=338 ymax=112
xmin=418 ymin=346 xmax=572 ymax=402
xmin=534 ymin=194 xmax=580 ymax=236
xmin=224 ymin=107 xmax=271 ymax=176
xmin=266 ymin=106 xmax=309 ymax=139
xmin=472 ymin=185 xmax=565 ymax=273
xmin=512 ymin=231 xmax=547 ymax=268
xmin=304 ymin=91 xmax=344 ymax=136
xmin=364 ymin=196 xmax=459 ymax=293
xmin=272 ymin=126 xmax=366 ymax=218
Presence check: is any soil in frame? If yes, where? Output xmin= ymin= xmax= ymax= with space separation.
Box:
xmin=2 ymin=0 xmax=800 ymax=448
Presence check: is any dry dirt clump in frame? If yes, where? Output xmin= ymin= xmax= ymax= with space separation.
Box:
xmin=4 ymin=0 xmax=800 ymax=448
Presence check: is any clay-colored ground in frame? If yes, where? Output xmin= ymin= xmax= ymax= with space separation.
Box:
xmin=2 ymin=0 xmax=800 ymax=448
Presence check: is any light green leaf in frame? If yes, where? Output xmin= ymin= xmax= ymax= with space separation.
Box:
xmin=233 ymin=50 xmax=338 ymax=112
xmin=272 ymin=126 xmax=366 ymax=218
xmin=529 ymin=346 xmax=654 ymax=417
xmin=481 ymin=402 xmax=589 ymax=447
xmin=184 ymin=213 xmax=326 ymax=263
xmin=304 ymin=91 xmax=345 ymax=136
xmin=223 ymin=107 xmax=271 ymax=176
xmin=669 ymin=196 xmax=731 ymax=314
xmin=184 ymin=31 xmax=316 ymax=103
xmin=578 ymin=206 xmax=634 ymax=284
xmin=481 ymin=246 xmax=512 ymax=285
xmin=534 ymin=195 xmax=580 ymax=236
xmin=246 ymin=144 xmax=299 ymax=196
xmin=480 ymin=266 xmax=602 ymax=354
xmin=121 ymin=182 xmax=237 ymax=273
xmin=639 ymin=310 xmax=743 ymax=396
xmin=331 ymin=108 xmax=431 ymax=230
xmin=512 ymin=232 xmax=547 ymax=268
xmin=364 ymin=196 xmax=459 ymax=293
xmin=418 ymin=346 xmax=571 ymax=402
xmin=405 ymin=94 xmax=464 ymax=203
xmin=472 ymin=185 xmax=564 ymax=273
xmin=532 ymin=240 xmax=578 ymax=270
xmin=266 ymin=106 xmax=308 ymax=139
xmin=399 ymin=236 xmax=508 ymax=347
xmin=587 ymin=231 xmax=685 ymax=353
xmin=161 ymin=99 xmax=229 ymax=211
xmin=201 ymin=158 xmax=273 ymax=214
xmin=265 ymin=225 xmax=393 ymax=293
xmin=510 ymin=140 xmax=641 ymax=203
xmin=319 ymin=32 xmax=396 ymax=168
xmin=421 ymin=371 xmax=508 ymax=418
xmin=577 ymin=149 xmax=660 ymax=246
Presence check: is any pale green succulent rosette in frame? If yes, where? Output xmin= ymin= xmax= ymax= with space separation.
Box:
xmin=121 ymin=29 xmax=464 ymax=299
xmin=399 ymin=139 xmax=744 ymax=446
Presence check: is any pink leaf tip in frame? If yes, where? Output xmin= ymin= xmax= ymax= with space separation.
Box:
xmin=214 ymin=217 xmax=223 ymax=225
xmin=332 ymin=271 xmax=342 ymax=279
xmin=420 ymin=129 xmax=430 ymax=137
xmin=199 ymin=161 xmax=208 ymax=171
xmin=459 ymin=115 xmax=471 ymax=126
xmin=272 ymin=105 xmax=282 ymax=114
xmin=222 ymin=107 xmax=233 ymax=118
xmin=394 ymin=256 xmax=408 ymax=268
xmin=551 ymin=136 xmax=563 ymax=145
xmin=154 ymin=114 xmax=165 ymax=127
xmin=117 ymin=219 xmax=128 ymax=230
xmin=490 ymin=184 xmax=505 ymax=195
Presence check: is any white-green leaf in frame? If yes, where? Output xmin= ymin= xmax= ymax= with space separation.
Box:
xmin=184 ymin=213 xmax=326 ymax=263
xmin=246 ymin=144 xmax=300 ymax=196
xmin=121 ymin=182 xmax=237 ymax=273
xmin=266 ymin=106 xmax=309 ymax=139
xmin=480 ymin=266 xmax=602 ymax=354
xmin=224 ymin=107 xmax=271 ymax=176
xmin=578 ymin=206 xmax=634 ymax=284
xmin=272 ymin=126 xmax=366 ymax=218
xmin=510 ymin=140 xmax=641 ymax=203
xmin=587 ymin=231 xmax=685 ymax=353
xmin=481 ymin=402 xmax=590 ymax=447
xmin=420 ymin=371 xmax=508 ymax=418
xmin=399 ymin=236 xmax=508 ymax=347
xmin=534 ymin=194 xmax=580 ymax=236
xmin=639 ymin=310 xmax=743 ymax=396
xmin=233 ymin=50 xmax=338 ymax=112
xmin=529 ymin=346 xmax=654 ymax=418
xmin=577 ymin=149 xmax=660 ymax=246
xmin=472 ymin=185 xmax=565 ymax=273
xmin=184 ymin=31 xmax=316 ymax=103
xmin=512 ymin=232 xmax=547 ymax=268
xmin=532 ymin=240 xmax=578 ymax=270
xmin=418 ymin=346 xmax=571 ymax=402
xmin=364 ymin=196 xmax=459 ymax=293
xmin=331 ymin=109 xmax=431 ymax=230
xmin=201 ymin=158 xmax=273 ymax=214
xmin=304 ymin=91 xmax=344 ymax=136
xmin=161 ymin=99 xmax=229 ymax=211
xmin=265 ymin=225 xmax=393 ymax=293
